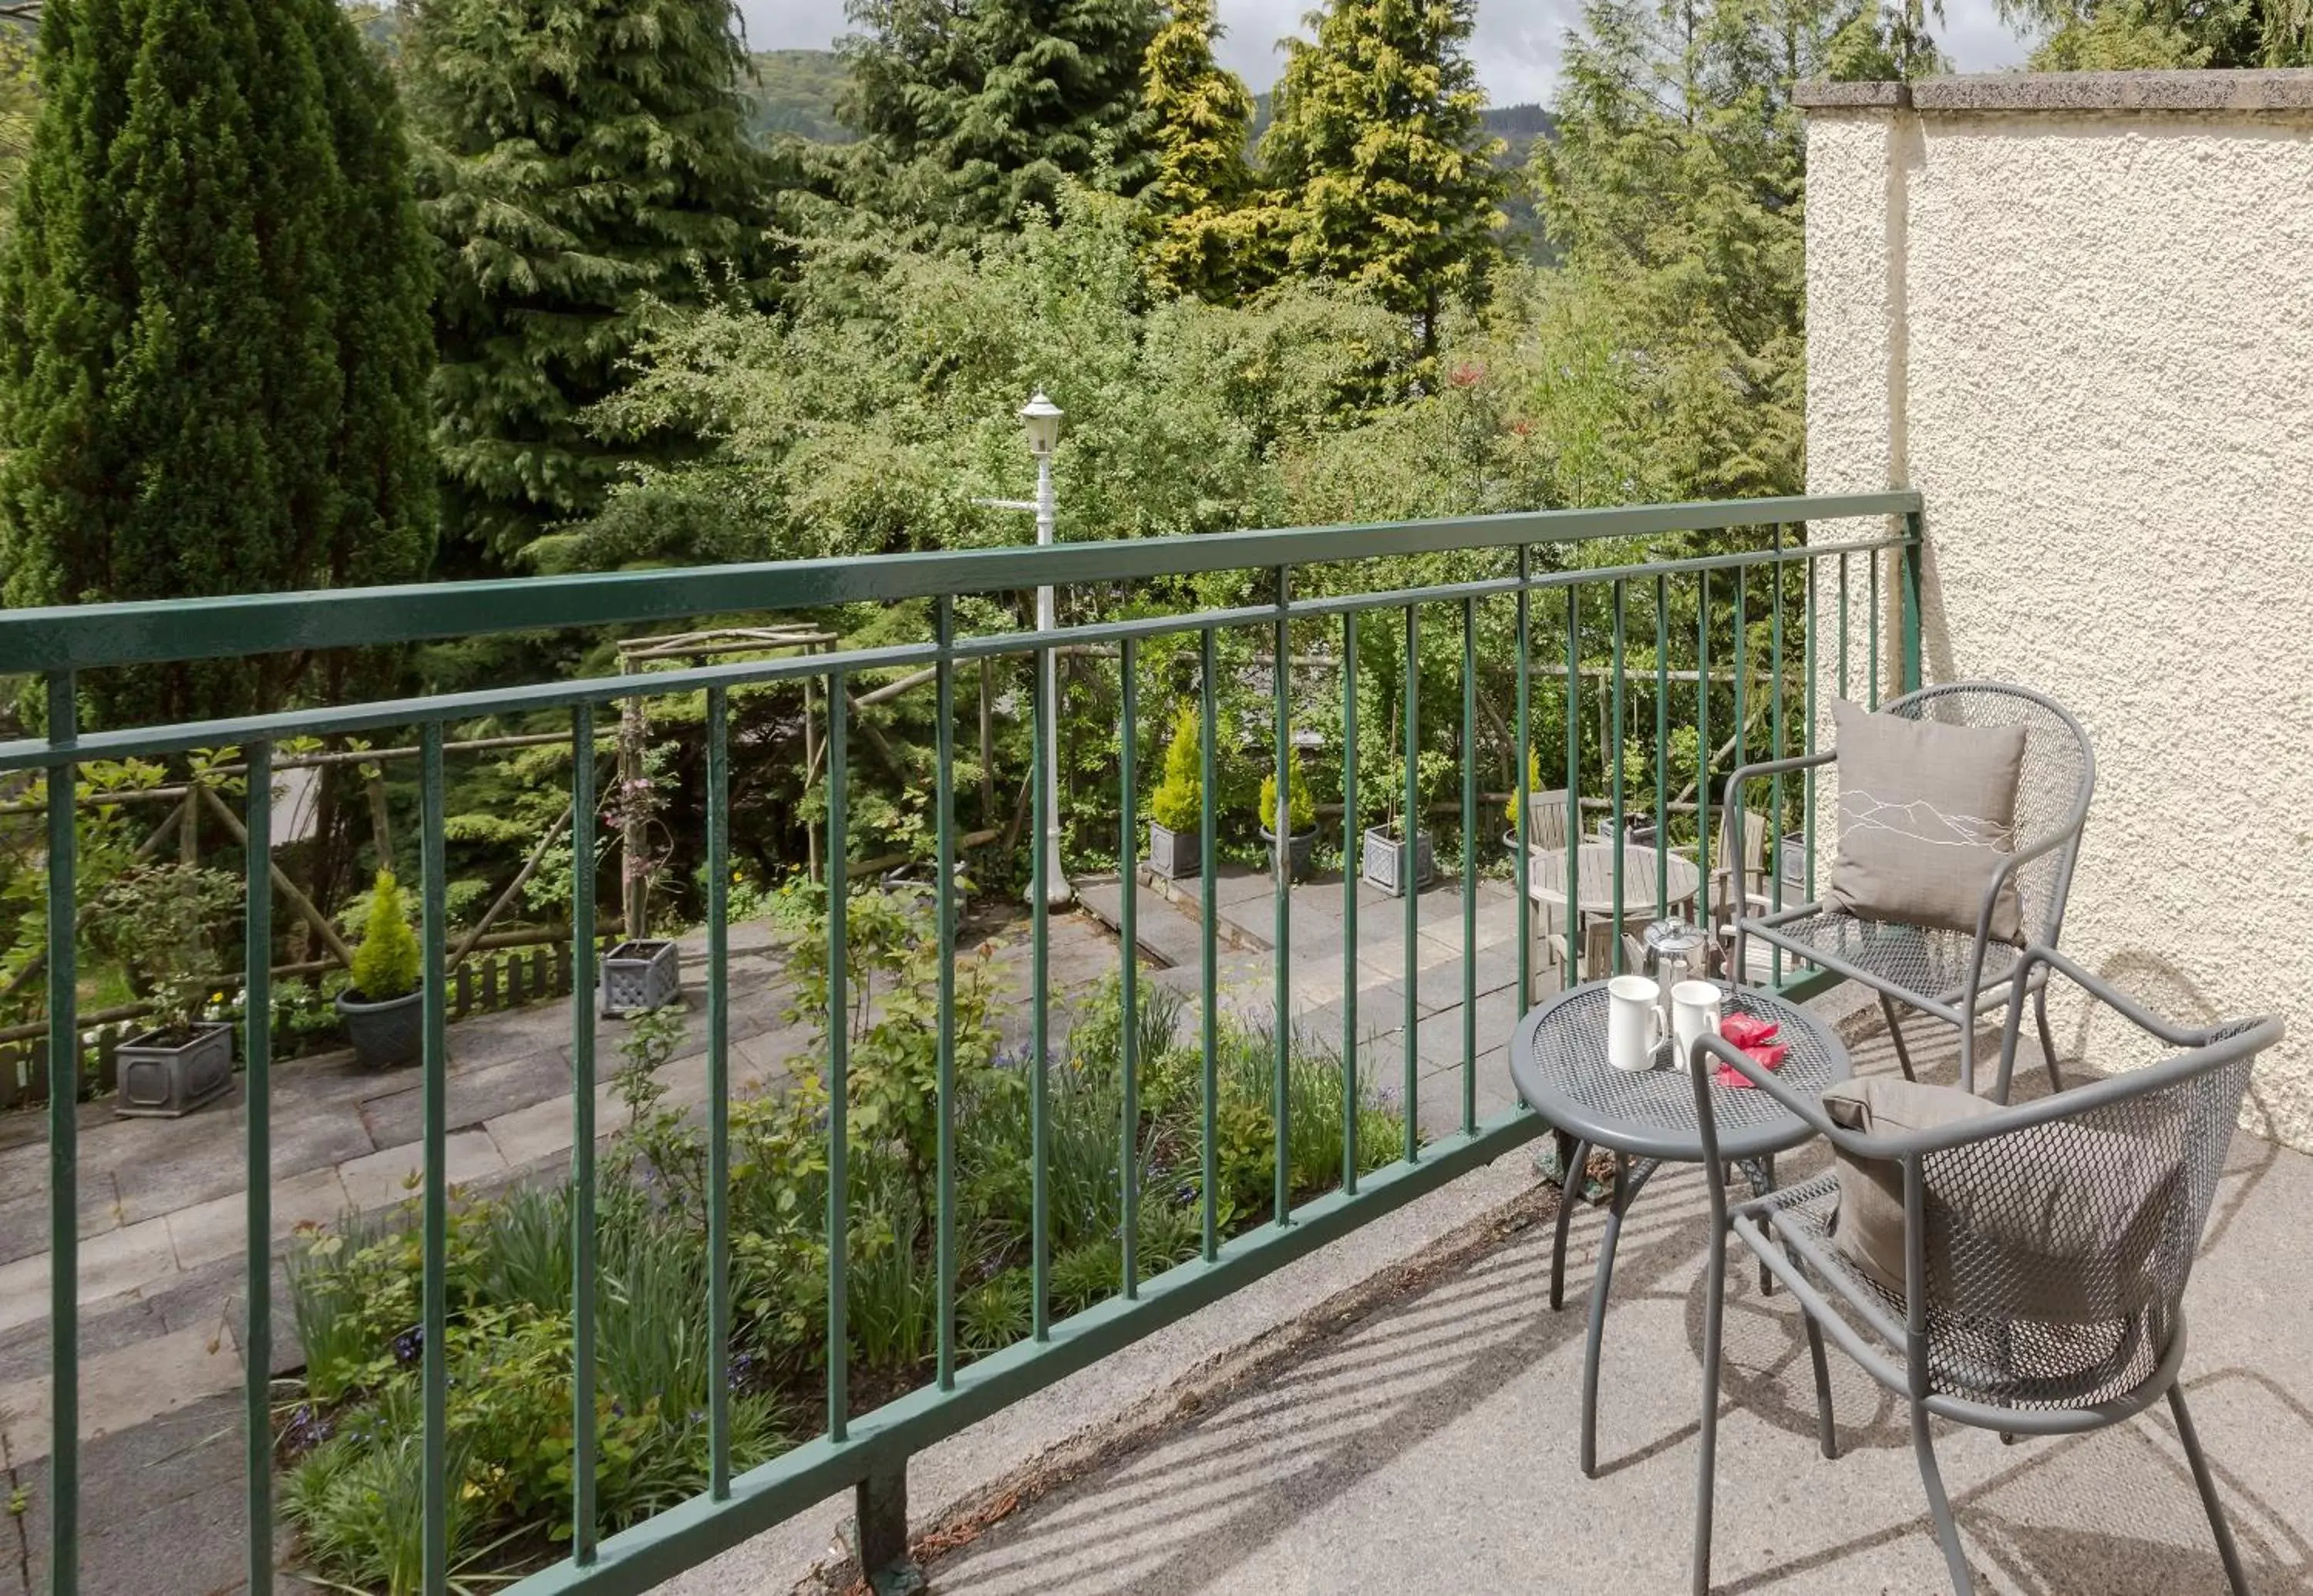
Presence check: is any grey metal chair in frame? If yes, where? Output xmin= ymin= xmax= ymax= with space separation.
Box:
xmin=1723 ymin=682 xmax=2095 ymax=1098
xmin=1686 ymin=945 xmax=2284 ymax=1595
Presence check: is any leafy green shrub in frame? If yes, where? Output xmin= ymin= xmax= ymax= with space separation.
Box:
xmin=1148 ymin=705 xmax=1203 ymax=832
xmin=1258 ymin=746 xmax=1318 ymax=835
xmin=348 ymin=871 xmax=421 ymax=1001
xmin=88 ymin=862 xmax=242 ymax=1038
xmin=1503 ymin=746 xmax=1546 ymax=833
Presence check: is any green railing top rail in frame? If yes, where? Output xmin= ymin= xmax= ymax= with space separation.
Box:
xmin=0 ymin=491 xmax=1920 ymax=677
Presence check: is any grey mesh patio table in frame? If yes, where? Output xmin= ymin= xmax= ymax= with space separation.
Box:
xmin=1510 ymin=979 xmax=1850 ymax=1476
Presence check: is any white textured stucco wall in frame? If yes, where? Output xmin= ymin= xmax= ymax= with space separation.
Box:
xmin=1803 ymin=82 xmax=2313 ymax=1149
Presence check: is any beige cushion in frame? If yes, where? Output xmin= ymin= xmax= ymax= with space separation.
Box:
xmin=1825 ymin=699 xmax=2027 ymax=944
xmin=1823 ymin=1076 xmax=2183 ymax=1325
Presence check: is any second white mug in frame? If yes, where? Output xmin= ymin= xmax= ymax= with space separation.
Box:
xmin=1672 ymin=980 xmax=1723 ymax=1068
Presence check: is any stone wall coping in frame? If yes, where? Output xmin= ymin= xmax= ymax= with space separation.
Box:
xmin=1795 ymin=69 xmax=2313 ymax=113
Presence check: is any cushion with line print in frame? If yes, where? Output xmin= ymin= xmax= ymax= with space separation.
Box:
xmin=1825 ymin=699 xmax=2026 ymax=944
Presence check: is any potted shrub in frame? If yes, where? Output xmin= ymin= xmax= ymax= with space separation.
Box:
xmin=1362 ymin=750 xmax=1443 ymax=897
xmin=1500 ymin=748 xmax=1548 ymax=853
xmin=95 ymin=864 xmax=243 ymax=1117
xmin=1146 ymin=705 xmax=1203 ymax=880
xmin=1258 ymin=747 xmax=1319 ymax=880
xmin=335 ymin=870 xmax=423 ymax=1069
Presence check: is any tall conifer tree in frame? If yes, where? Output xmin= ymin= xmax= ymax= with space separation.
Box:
xmin=1140 ymin=0 xmax=1259 ymax=301
xmin=842 ymin=0 xmax=1164 ymax=231
xmin=409 ymin=0 xmax=769 ymax=567
xmin=0 ymin=0 xmax=435 ymax=724
xmin=1259 ymin=0 xmax=1503 ymax=351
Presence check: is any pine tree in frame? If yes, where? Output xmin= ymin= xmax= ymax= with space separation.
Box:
xmin=1140 ymin=0 xmax=1259 ymax=301
xmin=1258 ymin=0 xmax=1504 ymax=352
xmin=0 ymin=0 xmax=436 ymax=726
xmin=408 ymin=0 xmax=769 ymax=567
xmin=841 ymin=0 xmax=1164 ymax=232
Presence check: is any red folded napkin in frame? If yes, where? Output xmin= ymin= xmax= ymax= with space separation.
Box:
xmin=1714 ymin=1014 xmax=1788 ymax=1089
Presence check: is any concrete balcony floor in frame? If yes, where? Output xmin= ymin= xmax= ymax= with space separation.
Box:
xmin=916 ymin=1019 xmax=2313 ymax=1596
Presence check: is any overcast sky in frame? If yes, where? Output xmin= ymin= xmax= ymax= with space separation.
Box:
xmin=746 ymin=0 xmax=2033 ymax=108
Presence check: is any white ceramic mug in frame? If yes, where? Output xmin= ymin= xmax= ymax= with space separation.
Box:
xmin=1607 ymin=975 xmax=1664 ymax=1072
xmin=1672 ymin=980 xmax=1723 ymax=1069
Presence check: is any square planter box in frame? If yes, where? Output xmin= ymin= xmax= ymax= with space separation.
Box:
xmin=601 ymin=938 xmax=683 ymax=1018
xmin=116 ymin=1022 xmax=234 ymax=1119
xmin=1146 ymin=822 xmax=1199 ymax=881
xmin=1779 ymin=832 xmax=1809 ymax=899
xmin=1361 ymin=827 xmax=1436 ymax=897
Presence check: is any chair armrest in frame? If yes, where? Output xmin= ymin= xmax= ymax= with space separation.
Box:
xmin=1685 ymin=1031 xmax=1870 ymax=1163
xmin=1724 ymin=749 xmax=1833 ymax=815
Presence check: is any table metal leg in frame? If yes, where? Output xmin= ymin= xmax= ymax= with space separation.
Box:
xmin=1737 ymin=1155 xmax=1776 ymax=1297
xmin=1550 ymin=1133 xmax=1588 ymax=1312
xmin=1579 ymin=1154 xmax=1657 ymax=1477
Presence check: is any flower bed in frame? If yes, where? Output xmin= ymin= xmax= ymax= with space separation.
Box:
xmin=278 ymin=888 xmax=1402 ymax=1591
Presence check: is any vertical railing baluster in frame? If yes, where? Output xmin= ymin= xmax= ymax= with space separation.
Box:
xmin=1734 ymin=557 xmax=1749 ymax=892
xmin=936 ymin=601 xmax=963 ymax=1361
xmin=420 ymin=722 xmax=449 ymax=1591
xmin=1610 ymin=581 xmax=1625 ymax=970
xmin=1117 ymin=634 xmax=1139 ymax=1296
xmin=1654 ymin=574 xmax=1669 ymax=921
xmin=244 ymin=741 xmax=273 ymax=1594
xmin=1401 ymin=604 xmax=1419 ymax=1164
xmin=1032 ymin=637 xmax=1052 ymax=1340
xmin=1515 ymin=552 xmax=1531 ymax=1003
xmin=1770 ymin=527 xmax=1786 ymax=985
xmin=567 ymin=708 xmax=598 ymax=1562
xmin=1839 ymin=551 xmax=1851 ymax=705
xmin=1805 ymin=554 xmax=1819 ymax=903
xmin=42 ymin=674 xmax=74 ymax=1596
xmin=1271 ymin=568 xmax=1291 ymax=1225
xmin=1902 ymin=507 xmax=1924 ymax=696
xmin=1459 ymin=596 xmax=1476 ymax=1133
xmin=1869 ymin=544 xmax=1881 ymax=710
xmin=705 ymin=689 xmax=732 ymax=1493
xmin=1198 ymin=629 xmax=1218 ymax=1261
xmin=1340 ymin=612 xmax=1359 ymax=1194
xmin=1696 ymin=573 xmax=1712 ymax=937
xmin=1562 ymin=592 xmax=1580 ymax=979
xmin=826 ymin=677 xmax=850 ymax=1436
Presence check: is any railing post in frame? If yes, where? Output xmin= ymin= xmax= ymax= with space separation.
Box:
xmin=853 ymin=1460 xmax=924 ymax=1595
xmin=1901 ymin=504 xmax=1924 ymax=696
xmin=44 ymin=671 xmax=78 ymax=1596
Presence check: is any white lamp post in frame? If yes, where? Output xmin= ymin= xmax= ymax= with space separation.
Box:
xmin=1018 ymin=392 xmax=1072 ymax=907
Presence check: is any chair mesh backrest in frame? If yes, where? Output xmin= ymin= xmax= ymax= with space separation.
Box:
xmin=1887 ymin=685 xmax=2090 ymax=943
xmin=1914 ymin=1042 xmax=2254 ymax=1408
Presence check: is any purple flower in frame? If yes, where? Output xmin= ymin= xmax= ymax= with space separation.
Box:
xmin=392 ymin=1325 xmax=423 ymax=1363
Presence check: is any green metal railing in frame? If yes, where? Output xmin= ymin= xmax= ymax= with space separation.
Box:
xmin=0 ymin=490 xmax=1923 ymax=1595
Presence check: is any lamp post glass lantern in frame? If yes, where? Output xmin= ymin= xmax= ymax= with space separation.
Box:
xmin=1019 ymin=392 xmax=1070 ymax=907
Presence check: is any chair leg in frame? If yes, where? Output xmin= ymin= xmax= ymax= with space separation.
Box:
xmin=1691 ymin=1207 xmax=1729 ymax=1595
xmin=1880 ymin=992 xmax=1918 ymax=1082
xmin=1550 ymin=1136 xmax=1588 ymax=1313
xmin=1802 ymin=1308 xmax=1837 ymax=1460
xmin=2170 ymin=1385 xmax=2252 ymax=1596
xmin=1911 ymin=1400 xmax=1974 ymax=1594
xmin=2033 ymin=984 xmax=2064 ymax=1096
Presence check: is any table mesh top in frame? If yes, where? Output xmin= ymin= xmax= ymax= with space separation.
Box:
xmin=1513 ymin=981 xmax=1848 ymax=1157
